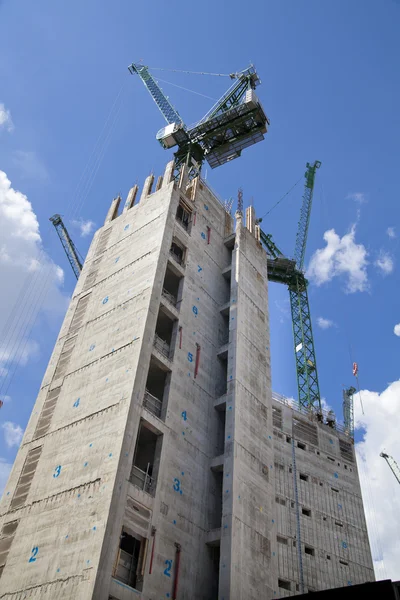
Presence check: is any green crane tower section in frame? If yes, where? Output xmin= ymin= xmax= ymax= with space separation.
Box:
xmin=260 ymin=161 xmax=322 ymax=412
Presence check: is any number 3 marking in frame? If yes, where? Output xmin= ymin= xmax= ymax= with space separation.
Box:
xmin=173 ymin=478 xmax=181 ymax=492
xmin=164 ymin=559 xmax=172 ymax=577
xmin=29 ymin=546 xmax=38 ymax=563
xmin=53 ymin=465 xmax=62 ymax=478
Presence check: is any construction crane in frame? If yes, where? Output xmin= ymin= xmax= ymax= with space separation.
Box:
xmin=50 ymin=214 xmax=83 ymax=280
xmin=342 ymin=386 xmax=356 ymax=437
xmin=128 ymin=63 xmax=269 ymax=181
xmin=380 ymin=452 xmax=400 ymax=485
xmin=259 ymin=161 xmax=322 ymax=412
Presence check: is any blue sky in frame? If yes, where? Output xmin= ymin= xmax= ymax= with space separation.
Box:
xmin=1 ymin=0 xmax=400 ymax=578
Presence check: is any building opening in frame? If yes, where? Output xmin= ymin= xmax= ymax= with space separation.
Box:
xmin=144 ymin=358 xmax=170 ymax=419
xmin=130 ymin=422 xmax=162 ymax=496
xmin=113 ymin=529 xmax=145 ymax=591
xmin=162 ymin=265 xmax=183 ymax=307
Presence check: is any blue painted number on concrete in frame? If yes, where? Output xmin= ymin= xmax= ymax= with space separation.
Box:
xmin=173 ymin=478 xmax=181 ymax=492
xmin=164 ymin=559 xmax=172 ymax=577
xmin=124 ymin=224 xmax=130 ymax=231
xmin=181 ymin=411 xmax=187 ymax=421
xmin=197 ymin=265 xmax=202 ymax=272
xmin=102 ymin=296 xmax=109 ymax=305
xmin=201 ymin=232 xmax=206 ymax=239
xmin=187 ymin=352 xmax=193 ymax=363
xmin=29 ymin=546 xmax=38 ymax=563
xmin=342 ymin=541 xmax=348 ymax=549
xmin=89 ymin=344 xmax=95 ymax=352
xmin=53 ymin=465 xmax=62 ymax=478
xmin=73 ymin=398 xmax=80 ymax=408
xmin=192 ymin=305 xmax=198 ymax=315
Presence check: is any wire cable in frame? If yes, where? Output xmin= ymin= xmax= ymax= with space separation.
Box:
xmin=154 ymin=77 xmax=217 ymax=101
xmin=147 ymin=66 xmax=232 ymax=78
xmin=259 ymin=176 xmax=303 ymax=221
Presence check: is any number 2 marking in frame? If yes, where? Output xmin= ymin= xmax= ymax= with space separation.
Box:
xmin=29 ymin=546 xmax=38 ymax=563
xmin=164 ymin=559 xmax=172 ymax=577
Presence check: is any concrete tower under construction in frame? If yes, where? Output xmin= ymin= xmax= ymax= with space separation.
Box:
xmin=0 ymin=162 xmax=374 ymax=599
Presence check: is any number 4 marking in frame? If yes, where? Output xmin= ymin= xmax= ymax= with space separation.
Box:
xmin=164 ymin=559 xmax=172 ymax=577
xmin=73 ymin=398 xmax=80 ymax=408
xmin=29 ymin=546 xmax=38 ymax=563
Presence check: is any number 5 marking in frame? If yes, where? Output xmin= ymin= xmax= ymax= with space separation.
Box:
xmin=164 ymin=559 xmax=172 ymax=577
xmin=29 ymin=546 xmax=38 ymax=563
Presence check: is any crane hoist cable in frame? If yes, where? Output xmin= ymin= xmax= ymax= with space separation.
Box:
xmin=146 ymin=67 xmax=234 ymax=78
xmin=154 ymin=77 xmax=217 ymax=101
xmin=259 ymin=176 xmax=303 ymax=221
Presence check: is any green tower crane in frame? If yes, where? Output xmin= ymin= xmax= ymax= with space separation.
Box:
xmin=260 ymin=161 xmax=322 ymax=412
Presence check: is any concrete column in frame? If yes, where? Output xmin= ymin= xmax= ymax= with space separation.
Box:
xmin=139 ymin=174 xmax=154 ymax=203
xmin=245 ymin=205 xmax=256 ymax=235
xmin=162 ymin=160 xmax=174 ymax=187
xmin=123 ymin=185 xmax=138 ymax=213
xmin=104 ymin=195 xmax=121 ymax=225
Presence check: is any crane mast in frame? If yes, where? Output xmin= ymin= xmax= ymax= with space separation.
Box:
xmin=260 ymin=161 xmax=322 ymax=412
xmin=343 ymin=386 xmax=356 ymax=437
xmin=380 ymin=452 xmax=400 ymax=485
xmin=50 ymin=214 xmax=83 ymax=280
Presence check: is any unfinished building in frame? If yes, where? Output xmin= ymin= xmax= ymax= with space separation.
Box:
xmin=0 ymin=162 xmax=374 ymax=599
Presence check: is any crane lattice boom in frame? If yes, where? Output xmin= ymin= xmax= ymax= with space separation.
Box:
xmin=294 ymin=161 xmax=321 ymax=271
xmin=50 ymin=214 xmax=83 ymax=280
xmin=380 ymin=452 xmax=400 ymax=484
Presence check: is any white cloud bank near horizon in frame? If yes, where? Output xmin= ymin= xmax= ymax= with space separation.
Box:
xmin=355 ymin=380 xmax=400 ymax=580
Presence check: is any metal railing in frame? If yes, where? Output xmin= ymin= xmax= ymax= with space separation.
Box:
xmin=130 ymin=465 xmax=154 ymax=496
xmin=272 ymin=391 xmax=349 ymax=437
xmin=162 ymin=288 xmax=177 ymax=306
xmin=143 ymin=390 xmax=163 ymax=418
xmin=169 ymin=249 xmax=183 ymax=265
xmin=153 ymin=333 xmax=171 ymax=359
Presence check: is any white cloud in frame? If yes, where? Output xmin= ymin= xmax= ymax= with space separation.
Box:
xmin=317 ymin=316 xmax=335 ymax=329
xmin=394 ymin=324 xmax=400 ymax=337
xmin=0 ymin=171 xmax=68 ymax=382
xmin=355 ymin=381 xmax=400 ymax=579
xmin=2 ymin=422 xmax=23 ymax=448
xmin=374 ymin=251 xmax=394 ymax=275
xmin=320 ymin=397 xmax=332 ymax=412
xmin=347 ymin=192 xmax=367 ymax=204
xmin=12 ymin=150 xmax=49 ymax=181
xmin=307 ymin=225 xmax=369 ymax=293
xmin=72 ymin=218 xmax=95 ymax=238
xmin=0 ymin=458 xmax=12 ymax=496
xmin=0 ymin=395 xmax=11 ymax=404
xmin=387 ymin=227 xmax=396 ymax=239
xmin=0 ymin=103 xmax=13 ymax=132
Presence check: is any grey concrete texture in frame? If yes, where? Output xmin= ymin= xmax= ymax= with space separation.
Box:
xmin=0 ymin=162 xmax=374 ymax=600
